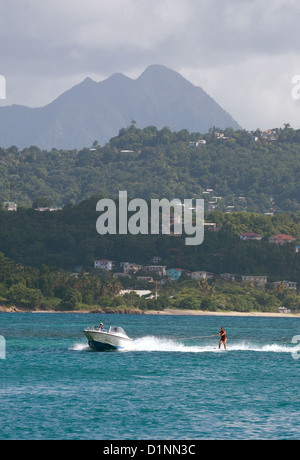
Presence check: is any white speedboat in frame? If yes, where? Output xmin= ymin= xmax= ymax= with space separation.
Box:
xmin=83 ymin=326 xmax=133 ymax=351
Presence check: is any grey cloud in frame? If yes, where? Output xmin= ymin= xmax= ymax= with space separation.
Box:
xmin=0 ymin=0 xmax=300 ymax=130
xmin=1 ymin=0 xmax=300 ymax=75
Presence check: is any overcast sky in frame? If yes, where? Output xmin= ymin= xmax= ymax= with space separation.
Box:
xmin=0 ymin=0 xmax=300 ymax=131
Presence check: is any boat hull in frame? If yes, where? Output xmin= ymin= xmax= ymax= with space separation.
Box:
xmin=87 ymin=338 xmax=118 ymax=352
xmin=84 ymin=329 xmax=133 ymax=351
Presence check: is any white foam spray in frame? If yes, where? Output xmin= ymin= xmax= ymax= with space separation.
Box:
xmin=71 ymin=337 xmax=295 ymax=354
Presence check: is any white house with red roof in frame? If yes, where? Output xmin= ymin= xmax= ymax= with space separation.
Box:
xmin=94 ymin=259 xmax=116 ymax=270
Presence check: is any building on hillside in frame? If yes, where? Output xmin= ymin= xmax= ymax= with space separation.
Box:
xmin=120 ymin=289 xmax=153 ymax=298
xmin=3 ymin=201 xmax=17 ymax=211
xmin=94 ymin=259 xmax=115 ymax=270
xmin=261 ymin=130 xmax=277 ymax=142
xmin=220 ymin=273 xmax=236 ymax=282
xmin=122 ymin=262 xmax=144 ymax=274
xmin=166 ymin=268 xmax=184 ymax=281
xmin=269 ymin=234 xmax=296 ymax=245
xmin=272 ymin=281 xmax=297 ymax=290
xmin=137 ymin=276 xmax=154 ymax=283
xmin=191 ymin=271 xmax=214 ymax=280
xmin=35 ymin=207 xmax=63 ymax=212
xmin=295 ymin=246 xmax=300 ymax=254
xmin=188 ymin=140 xmax=206 ymax=147
xmin=241 ymin=275 xmax=268 ymax=286
xmin=240 ymin=232 xmax=262 ymax=241
xmin=204 ymin=222 xmax=219 ymax=232
xmin=144 ymin=265 xmax=167 ymax=277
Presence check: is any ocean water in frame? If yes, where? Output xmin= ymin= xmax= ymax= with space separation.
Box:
xmin=0 ymin=312 xmax=299 ymax=440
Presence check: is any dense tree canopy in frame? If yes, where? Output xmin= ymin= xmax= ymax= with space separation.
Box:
xmin=0 ymin=124 xmax=300 ymax=213
xmin=0 ymin=197 xmax=299 ymax=281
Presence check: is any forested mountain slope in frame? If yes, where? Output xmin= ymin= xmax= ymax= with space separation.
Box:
xmin=1 ymin=124 xmax=300 ymax=213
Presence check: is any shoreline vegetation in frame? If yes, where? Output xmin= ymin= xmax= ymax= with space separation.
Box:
xmin=0 ymin=305 xmax=299 ymax=318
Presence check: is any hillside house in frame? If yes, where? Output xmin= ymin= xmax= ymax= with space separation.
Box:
xmin=273 ymin=281 xmax=297 ymax=290
xmin=191 ymin=271 xmax=214 ymax=280
xmin=188 ymin=140 xmax=206 ymax=147
xmin=242 ymin=275 xmax=268 ymax=286
xmin=94 ymin=259 xmax=115 ymax=271
xmin=204 ymin=222 xmax=218 ymax=231
xmin=221 ymin=273 xmax=236 ymax=282
xmin=137 ymin=276 xmax=154 ymax=283
xmin=122 ymin=262 xmax=144 ymax=274
xmin=120 ymin=289 xmax=153 ymax=298
xmin=35 ymin=207 xmax=63 ymax=212
xmin=261 ymin=130 xmax=277 ymax=142
xmin=240 ymin=232 xmax=262 ymax=241
xmin=3 ymin=201 xmax=17 ymax=211
xmin=166 ymin=268 xmax=184 ymax=281
xmin=144 ymin=265 xmax=167 ymax=277
xmin=269 ymin=234 xmax=296 ymax=245
xmin=215 ymin=133 xmax=231 ymax=140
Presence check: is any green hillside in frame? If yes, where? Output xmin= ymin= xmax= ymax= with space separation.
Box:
xmin=0 ymin=194 xmax=299 ymax=312
xmin=0 ymin=196 xmax=299 ymax=277
xmin=1 ymin=124 xmax=300 ymax=213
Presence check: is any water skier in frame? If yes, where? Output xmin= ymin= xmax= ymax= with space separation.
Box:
xmin=218 ymin=327 xmax=227 ymax=349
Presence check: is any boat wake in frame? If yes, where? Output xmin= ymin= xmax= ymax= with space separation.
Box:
xmin=70 ymin=342 xmax=91 ymax=352
xmin=130 ymin=336 xmax=297 ymax=354
xmin=71 ymin=336 xmax=298 ymax=354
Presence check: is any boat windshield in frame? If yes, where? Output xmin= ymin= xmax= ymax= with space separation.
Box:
xmin=108 ymin=326 xmax=127 ymax=336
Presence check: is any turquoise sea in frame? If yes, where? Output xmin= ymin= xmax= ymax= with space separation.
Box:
xmin=0 ymin=313 xmax=299 ymax=440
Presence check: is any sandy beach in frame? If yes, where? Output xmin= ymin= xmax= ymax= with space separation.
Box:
xmin=144 ymin=309 xmax=300 ymax=318
xmin=1 ymin=305 xmax=299 ymax=318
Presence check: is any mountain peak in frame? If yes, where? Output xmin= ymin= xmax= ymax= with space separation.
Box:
xmin=0 ymin=66 xmax=241 ymax=149
xmin=139 ymin=64 xmax=186 ymax=81
xmin=83 ymin=76 xmax=94 ymax=83
xmin=73 ymin=76 xmax=97 ymax=89
xmin=141 ymin=64 xmax=173 ymax=74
